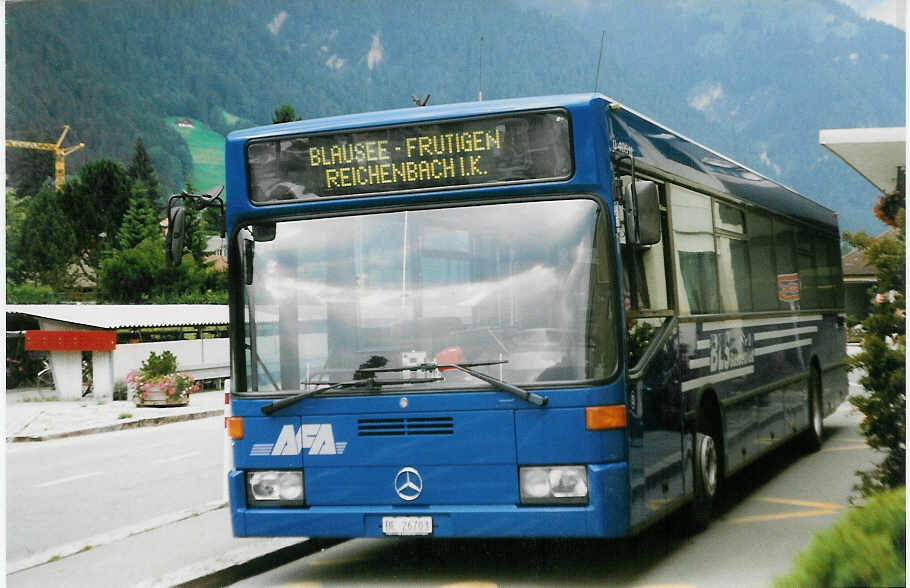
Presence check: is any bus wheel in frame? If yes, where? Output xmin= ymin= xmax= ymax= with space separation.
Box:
xmin=692 ymin=431 xmax=718 ymax=525
xmin=802 ymin=370 xmax=824 ymax=452
xmin=684 ymin=413 xmax=721 ymax=534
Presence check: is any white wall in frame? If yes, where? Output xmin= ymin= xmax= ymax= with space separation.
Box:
xmin=112 ymin=338 xmax=229 ymax=383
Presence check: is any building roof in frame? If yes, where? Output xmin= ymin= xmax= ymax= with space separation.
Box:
xmin=819 ymin=127 xmax=905 ymax=194
xmin=841 ymin=228 xmax=898 ymax=281
xmin=842 ymin=247 xmax=877 ymax=280
xmin=5 ymin=305 xmax=228 ymax=329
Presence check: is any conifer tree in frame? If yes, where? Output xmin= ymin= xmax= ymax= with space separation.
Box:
xmin=116 ymin=181 xmax=162 ymax=250
xmin=180 ymin=178 xmax=207 ymax=263
xmin=127 ymin=137 xmax=163 ymax=208
xmin=845 ymin=185 xmax=905 ymax=497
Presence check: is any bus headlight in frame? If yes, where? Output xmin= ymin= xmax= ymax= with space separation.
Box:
xmin=246 ymin=471 xmax=305 ymax=507
xmin=519 ymin=466 xmax=588 ymax=505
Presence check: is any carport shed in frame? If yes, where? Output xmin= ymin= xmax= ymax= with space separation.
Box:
xmin=6 ymin=305 xmax=229 ymax=401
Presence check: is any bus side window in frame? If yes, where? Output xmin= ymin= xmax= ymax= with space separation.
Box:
xmin=747 ymin=211 xmax=777 ymax=311
xmin=774 ymin=220 xmax=798 ymax=310
xmin=670 ymin=187 xmax=719 ymax=315
xmin=814 ymin=233 xmax=839 ymax=309
xmin=714 ymin=201 xmax=750 ymax=313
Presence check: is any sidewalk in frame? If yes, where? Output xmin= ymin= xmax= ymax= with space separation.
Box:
xmin=6 ymin=387 xmax=225 ymax=442
xmin=7 ymin=505 xmax=326 ymax=588
xmin=5 ymin=388 xmax=318 ymax=586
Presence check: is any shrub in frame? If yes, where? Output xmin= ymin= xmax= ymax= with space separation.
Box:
xmin=113 ymin=379 xmax=128 ymax=401
xmin=141 ymin=350 xmax=177 ymax=376
xmin=6 ymin=281 xmax=59 ymax=303
xmin=773 ymin=488 xmax=906 ymax=588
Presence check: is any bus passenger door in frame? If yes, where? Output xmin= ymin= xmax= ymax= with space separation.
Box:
xmin=619 ymin=179 xmax=684 ymax=528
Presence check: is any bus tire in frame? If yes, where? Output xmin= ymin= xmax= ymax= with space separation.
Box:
xmin=683 ymin=399 xmax=722 ymax=533
xmin=689 ymin=431 xmax=719 ymax=529
xmin=802 ymin=369 xmax=824 ymax=452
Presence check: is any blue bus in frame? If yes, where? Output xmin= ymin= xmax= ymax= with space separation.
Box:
xmin=212 ymin=94 xmax=848 ymax=538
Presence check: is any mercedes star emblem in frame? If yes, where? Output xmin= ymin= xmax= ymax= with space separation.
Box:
xmin=394 ymin=466 xmax=423 ymax=501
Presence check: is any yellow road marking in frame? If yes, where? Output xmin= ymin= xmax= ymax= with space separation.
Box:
xmin=647 ymin=497 xmax=672 ymax=511
xmin=756 ymin=497 xmax=842 ymax=510
xmin=728 ymin=509 xmax=840 ymax=524
xmin=726 ymin=496 xmax=841 ymax=524
xmin=822 ymin=443 xmax=870 ymax=452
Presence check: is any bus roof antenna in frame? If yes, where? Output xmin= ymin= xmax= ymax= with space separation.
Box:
xmin=593 ymin=30 xmax=605 ymax=92
xmin=411 ymin=94 xmax=431 ymax=107
xmin=478 ymin=35 xmax=484 ymax=101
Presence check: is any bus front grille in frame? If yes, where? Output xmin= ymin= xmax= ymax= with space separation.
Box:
xmin=357 ymin=417 xmax=454 ymax=436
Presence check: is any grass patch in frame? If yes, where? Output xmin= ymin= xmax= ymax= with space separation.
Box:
xmin=166 ymin=116 xmax=225 ymax=191
xmin=221 ymin=108 xmax=240 ymax=126
xmin=118 ymin=413 xmax=133 ymax=420
xmin=78 ymin=545 xmax=92 ymax=553
xmin=22 ymin=395 xmax=59 ymax=402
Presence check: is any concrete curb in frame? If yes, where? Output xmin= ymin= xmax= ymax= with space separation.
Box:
xmin=139 ymin=538 xmax=345 ymax=588
xmin=7 ymin=409 xmax=224 ymax=443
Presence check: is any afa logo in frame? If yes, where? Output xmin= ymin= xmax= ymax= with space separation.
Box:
xmin=250 ymin=424 xmax=348 ymax=457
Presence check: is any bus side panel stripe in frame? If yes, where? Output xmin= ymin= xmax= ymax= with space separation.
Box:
xmin=700 ymin=314 xmax=822 ymax=332
xmin=753 ymin=339 xmax=812 ymax=356
xmin=681 ymin=366 xmax=754 ymax=392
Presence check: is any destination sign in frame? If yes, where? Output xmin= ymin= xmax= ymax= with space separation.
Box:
xmin=246 ymin=110 xmax=572 ymax=202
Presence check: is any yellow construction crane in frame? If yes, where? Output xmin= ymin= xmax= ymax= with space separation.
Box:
xmin=6 ymin=125 xmax=85 ymax=191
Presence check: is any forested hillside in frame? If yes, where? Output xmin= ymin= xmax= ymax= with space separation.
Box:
xmin=6 ymin=0 xmax=904 ymax=233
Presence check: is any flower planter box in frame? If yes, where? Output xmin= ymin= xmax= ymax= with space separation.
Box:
xmin=135 ymin=388 xmax=189 ymax=407
xmin=128 ymin=351 xmax=199 ymax=408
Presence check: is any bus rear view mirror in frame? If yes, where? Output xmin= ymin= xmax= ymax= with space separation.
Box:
xmin=634 ymin=181 xmax=661 ymax=246
xmin=624 ymin=181 xmax=661 ymax=246
xmin=166 ymin=203 xmax=186 ymax=267
xmin=252 ymin=222 xmax=276 ymax=242
xmin=243 ymin=239 xmax=256 ymax=286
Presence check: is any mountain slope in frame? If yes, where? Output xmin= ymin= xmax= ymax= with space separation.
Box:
xmin=6 ymin=0 xmax=904 ymax=233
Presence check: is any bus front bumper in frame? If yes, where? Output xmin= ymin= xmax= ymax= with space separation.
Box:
xmin=229 ymin=463 xmax=629 ymax=538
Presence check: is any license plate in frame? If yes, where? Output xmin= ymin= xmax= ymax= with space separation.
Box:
xmin=381 ymin=516 xmax=433 ymax=536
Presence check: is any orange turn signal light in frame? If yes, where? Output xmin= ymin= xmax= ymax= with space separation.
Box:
xmin=227 ymin=417 xmax=244 ymax=439
xmin=585 ymin=405 xmax=626 ymax=430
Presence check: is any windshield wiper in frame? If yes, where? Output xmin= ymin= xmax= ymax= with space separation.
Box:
xmin=260 ymin=375 xmax=442 ymax=415
xmin=362 ymin=360 xmax=548 ymax=407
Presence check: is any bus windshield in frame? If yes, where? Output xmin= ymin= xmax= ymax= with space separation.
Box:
xmin=240 ymin=198 xmax=618 ymax=393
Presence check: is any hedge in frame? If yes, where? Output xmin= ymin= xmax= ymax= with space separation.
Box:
xmin=774 ymin=487 xmax=906 ymax=587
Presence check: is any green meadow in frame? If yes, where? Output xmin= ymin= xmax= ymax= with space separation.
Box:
xmin=166 ymin=117 xmax=225 ymax=191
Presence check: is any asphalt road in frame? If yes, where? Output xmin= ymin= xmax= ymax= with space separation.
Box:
xmin=6 ymin=417 xmax=223 ymax=563
xmin=233 ymin=399 xmax=878 ymax=587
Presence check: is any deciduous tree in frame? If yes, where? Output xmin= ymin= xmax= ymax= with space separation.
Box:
xmin=272 ymin=103 xmax=301 ymax=124
xmin=9 ymin=185 xmax=78 ymax=291
xmin=60 ymin=159 xmax=133 ymax=275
